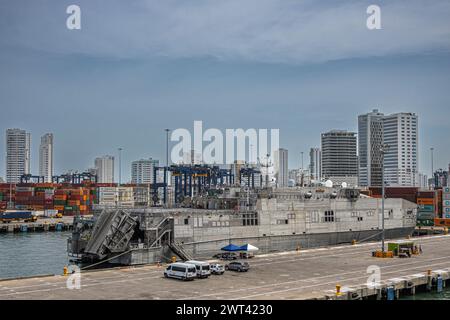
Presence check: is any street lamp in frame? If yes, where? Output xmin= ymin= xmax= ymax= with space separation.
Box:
xmin=118 ymin=147 xmax=123 ymax=186
xmin=380 ymin=143 xmax=389 ymax=253
xmin=164 ymin=129 xmax=170 ymax=206
xmin=430 ymin=147 xmax=434 ymax=190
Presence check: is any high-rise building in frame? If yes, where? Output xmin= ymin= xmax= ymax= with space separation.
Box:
xmin=383 ymin=113 xmax=418 ymax=187
xmin=131 ymin=158 xmax=159 ymax=184
xmin=39 ymin=133 xmax=53 ymax=182
xmin=273 ymin=148 xmax=288 ymax=187
xmin=6 ymin=128 xmax=30 ymax=183
xmin=358 ymin=109 xmax=384 ymax=187
xmin=418 ymin=173 xmax=428 ymax=189
xmin=95 ymin=155 xmax=115 ymax=183
xmin=321 ymin=130 xmax=358 ymax=186
xmin=309 ymin=147 xmax=322 ymax=182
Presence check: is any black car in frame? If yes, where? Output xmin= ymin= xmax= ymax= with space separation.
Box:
xmin=213 ymin=252 xmax=238 ymax=260
xmin=225 ymin=261 xmax=249 ymax=272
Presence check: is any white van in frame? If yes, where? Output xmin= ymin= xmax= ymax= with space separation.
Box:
xmin=185 ymin=260 xmax=211 ymax=278
xmin=164 ymin=263 xmax=197 ymax=281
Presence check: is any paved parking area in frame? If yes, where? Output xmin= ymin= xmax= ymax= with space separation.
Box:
xmin=1 ymin=235 xmax=449 ymax=300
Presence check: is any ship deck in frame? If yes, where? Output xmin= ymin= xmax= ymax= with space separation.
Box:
xmin=1 ymin=234 xmax=450 ymax=300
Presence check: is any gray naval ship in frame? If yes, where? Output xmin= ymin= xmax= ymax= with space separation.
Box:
xmin=68 ymin=186 xmax=417 ymax=265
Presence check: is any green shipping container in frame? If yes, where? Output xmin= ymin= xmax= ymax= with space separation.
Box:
xmin=419 ymin=205 xmax=434 ymax=212
xmin=417 ymin=219 xmax=434 ymax=227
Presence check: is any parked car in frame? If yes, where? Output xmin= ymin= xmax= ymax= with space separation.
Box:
xmin=210 ymin=263 xmax=225 ymax=275
xmin=213 ymin=252 xmax=238 ymax=260
xmin=225 ymin=261 xmax=249 ymax=272
xmin=185 ymin=260 xmax=211 ymax=278
xmin=239 ymin=252 xmax=254 ymax=259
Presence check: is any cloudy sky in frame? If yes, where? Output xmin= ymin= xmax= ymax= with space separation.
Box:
xmin=1 ymin=0 xmax=450 ymax=181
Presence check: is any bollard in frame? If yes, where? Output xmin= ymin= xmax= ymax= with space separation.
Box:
xmin=63 ymin=266 xmax=68 ymax=276
xmin=296 ymin=245 xmax=301 ymax=252
xmin=351 ymin=239 xmax=356 ymax=245
xmin=336 ymin=284 xmax=341 ymax=296
xmin=437 ymin=275 xmax=443 ymax=293
xmin=426 ymin=269 xmax=432 ymax=291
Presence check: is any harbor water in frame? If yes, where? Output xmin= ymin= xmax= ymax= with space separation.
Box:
xmin=0 ymin=231 xmax=71 ymax=280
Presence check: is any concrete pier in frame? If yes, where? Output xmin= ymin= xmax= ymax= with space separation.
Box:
xmin=1 ymin=234 xmax=450 ymax=300
xmin=0 ymin=216 xmax=75 ymax=233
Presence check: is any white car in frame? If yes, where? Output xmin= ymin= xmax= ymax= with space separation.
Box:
xmin=164 ymin=263 xmax=197 ymax=281
xmin=210 ymin=263 xmax=225 ymax=275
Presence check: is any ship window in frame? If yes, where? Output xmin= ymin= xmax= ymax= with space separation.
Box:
xmin=357 ymin=217 xmax=363 ymax=222
xmin=287 ymin=213 xmax=296 ymax=219
xmin=324 ymin=210 xmax=335 ymax=222
xmin=242 ymin=213 xmax=258 ymax=226
xmin=184 ymin=218 xmax=189 ymax=225
xmin=277 ymin=219 xmax=289 ymax=225
xmin=310 ymin=211 xmax=319 ymax=223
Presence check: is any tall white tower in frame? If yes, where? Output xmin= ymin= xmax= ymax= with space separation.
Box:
xmin=95 ymin=155 xmax=115 ymax=183
xmin=383 ymin=113 xmax=419 ymax=187
xmin=274 ymin=148 xmax=288 ymax=187
xmin=39 ymin=133 xmax=54 ymax=182
xmin=6 ymin=128 xmax=30 ymax=183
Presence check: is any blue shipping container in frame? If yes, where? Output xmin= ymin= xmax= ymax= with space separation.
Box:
xmin=1 ymin=211 xmax=33 ymax=220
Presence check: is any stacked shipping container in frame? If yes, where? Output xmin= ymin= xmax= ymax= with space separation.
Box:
xmin=0 ymin=184 xmax=14 ymax=210
xmin=416 ymin=190 xmax=437 ymax=226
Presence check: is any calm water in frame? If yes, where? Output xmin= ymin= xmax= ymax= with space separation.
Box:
xmin=0 ymin=231 xmax=71 ymax=280
xmin=401 ymin=287 xmax=450 ymax=300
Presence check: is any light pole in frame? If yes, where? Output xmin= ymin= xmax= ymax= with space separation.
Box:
xmin=380 ymin=144 xmax=389 ymax=253
xmin=164 ymin=129 xmax=170 ymax=206
xmin=431 ymin=147 xmax=434 ymax=190
xmin=165 ymin=129 xmax=170 ymax=168
xmin=301 ymin=152 xmax=304 ymax=170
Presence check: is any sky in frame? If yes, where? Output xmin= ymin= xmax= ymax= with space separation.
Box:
xmin=1 ymin=0 xmax=450 ymax=182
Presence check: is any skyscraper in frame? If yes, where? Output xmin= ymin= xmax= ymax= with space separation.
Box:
xmin=321 ymin=130 xmax=358 ymax=186
xmin=309 ymin=147 xmax=322 ymax=182
xmin=273 ymin=148 xmax=288 ymax=187
xmin=95 ymin=155 xmax=115 ymax=183
xmin=6 ymin=128 xmax=30 ymax=183
xmin=39 ymin=133 xmax=54 ymax=182
xmin=131 ymin=158 xmax=159 ymax=184
xmin=358 ymin=109 xmax=384 ymax=187
xmin=383 ymin=113 xmax=418 ymax=187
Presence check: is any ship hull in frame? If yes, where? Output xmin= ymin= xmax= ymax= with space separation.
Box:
xmin=122 ymin=226 xmax=415 ymax=265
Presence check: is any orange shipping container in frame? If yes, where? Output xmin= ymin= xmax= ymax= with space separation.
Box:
xmin=434 ymin=218 xmax=450 ymax=227
xmin=417 ymin=199 xmax=434 ymax=205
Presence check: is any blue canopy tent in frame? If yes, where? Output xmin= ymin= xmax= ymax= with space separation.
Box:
xmin=221 ymin=244 xmax=242 ymax=252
